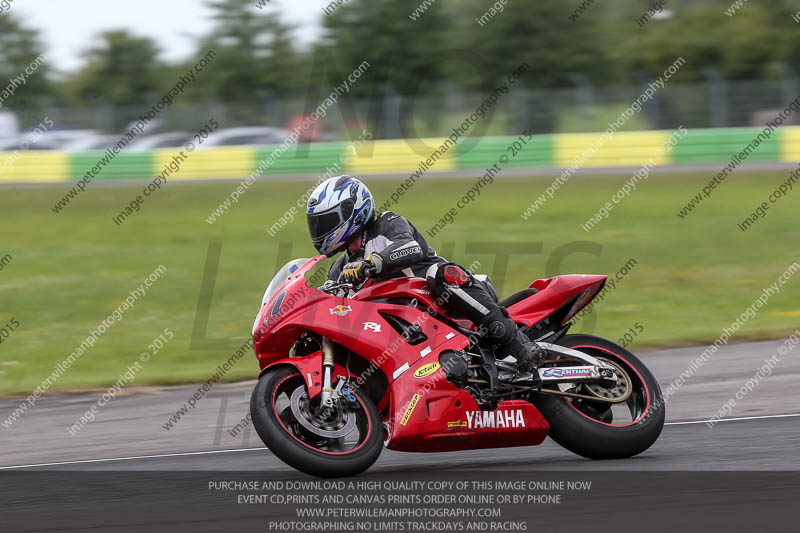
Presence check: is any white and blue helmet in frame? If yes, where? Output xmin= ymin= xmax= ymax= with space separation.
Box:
xmin=306 ymin=175 xmax=375 ymax=255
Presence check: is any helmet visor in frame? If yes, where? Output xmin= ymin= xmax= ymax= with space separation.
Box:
xmin=307 ymin=209 xmax=343 ymax=244
xmin=307 ymin=199 xmax=357 ymax=253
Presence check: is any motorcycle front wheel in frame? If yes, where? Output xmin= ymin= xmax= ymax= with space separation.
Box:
xmin=532 ymin=334 xmax=665 ymax=459
xmin=250 ymin=365 xmax=383 ymax=477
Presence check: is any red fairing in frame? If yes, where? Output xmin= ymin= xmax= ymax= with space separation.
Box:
xmin=265 ymin=352 xmax=350 ymax=400
xmin=384 ymin=363 xmax=549 ymax=453
xmin=354 ymin=277 xmax=448 ymax=313
xmin=507 ymin=274 xmax=607 ymax=327
xmin=252 ymin=255 xmax=330 ymax=361
xmin=252 ymin=256 xmax=610 ymax=452
xmin=253 ymin=258 xmax=469 ymax=408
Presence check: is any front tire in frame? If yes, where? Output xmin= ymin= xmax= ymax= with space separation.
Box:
xmin=250 ymin=366 xmax=383 ymax=477
xmin=533 ymin=334 xmax=665 ymax=459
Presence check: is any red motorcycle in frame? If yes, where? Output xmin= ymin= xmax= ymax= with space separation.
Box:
xmin=250 ymin=255 xmax=664 ymax=477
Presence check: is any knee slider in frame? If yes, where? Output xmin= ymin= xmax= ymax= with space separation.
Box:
xmin=443 ymin=264 xmax=469 ymax=285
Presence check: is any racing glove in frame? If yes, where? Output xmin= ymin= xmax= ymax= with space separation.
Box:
xmin=341 ymin=253 xmax=382 ymax=283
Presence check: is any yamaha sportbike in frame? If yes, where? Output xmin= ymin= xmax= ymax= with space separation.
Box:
xmin=249 ymin=256 xmax=664 ymax=477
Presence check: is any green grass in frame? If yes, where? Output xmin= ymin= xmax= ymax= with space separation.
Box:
xmin=1 ymin=170 xmax=798 ymax=396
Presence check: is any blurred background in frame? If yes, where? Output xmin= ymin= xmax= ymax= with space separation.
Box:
xmin=2 ymin=0 xmax=800 ymax=145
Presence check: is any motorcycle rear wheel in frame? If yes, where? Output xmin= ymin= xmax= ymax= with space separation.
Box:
xmin=532 ymin=334 xmax=665 ymax=459
xmin=250 ymin=366 xmax=383 ymax=477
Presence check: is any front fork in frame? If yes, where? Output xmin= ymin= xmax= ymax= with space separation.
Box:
xmin=320 ymin=336 xmax=336 ymax=407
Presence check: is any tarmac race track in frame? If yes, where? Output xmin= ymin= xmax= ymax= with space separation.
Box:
xmin=8 ymin=414 xmax=797 ymax=472
xmin=1 ymin=338 xmax=799 ymax=472
xmin=2 ymin=339 xmax=799 ymax=532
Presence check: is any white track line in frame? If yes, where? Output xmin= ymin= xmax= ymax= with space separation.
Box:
xmin=2 ymin=412 xmax=799 ymax=470
xmin=665 ymin=412 xmax=800 ymax=426
xmin=0 ymin=446 xmax=267 ymax=470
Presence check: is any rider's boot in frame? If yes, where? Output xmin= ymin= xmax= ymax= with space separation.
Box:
xmin=482 ymin=308 xmax=543 ymax=375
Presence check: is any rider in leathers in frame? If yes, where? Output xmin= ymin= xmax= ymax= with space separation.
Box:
xmin=307 ymin=175 xmax=542 ymax=373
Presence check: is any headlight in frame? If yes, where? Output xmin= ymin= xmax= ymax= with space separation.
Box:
xmin=270 ymin=290 xmax=287 ymax=317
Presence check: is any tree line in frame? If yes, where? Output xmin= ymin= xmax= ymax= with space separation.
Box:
xmin=1 ymin=0 xmax=799 ymax=118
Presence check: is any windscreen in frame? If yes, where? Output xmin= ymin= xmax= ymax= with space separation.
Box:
xmin=252 ymin=258 xmax=310 ymax=334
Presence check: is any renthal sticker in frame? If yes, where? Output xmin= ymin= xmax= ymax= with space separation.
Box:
xmin=329 ymin=305 xmax=353 ymax=317
xmin=363 ymin=322 xmax=382 ymax=332
xmin=542 ymin=367 xmax=593 ymax=378
xmin=413 ymin=288 xmax=432 ymax=295
xmin=400 ymin=393 xmax=420 ymax=426
xmin=447 ymin=421 xmax=467 ymax=428
xmin=466 ymin=409 xmax=525 ymax=429
xmin=389 ymin=247 xmax=421 ymax=262
xmin=414 ymin=362 xmax=440 ymax=379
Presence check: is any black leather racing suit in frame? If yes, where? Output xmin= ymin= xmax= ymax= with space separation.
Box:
xmin=328 ymin=211 xmax=443 ymax=281
xmin=327 ymin=211 xmax=539 ymax=368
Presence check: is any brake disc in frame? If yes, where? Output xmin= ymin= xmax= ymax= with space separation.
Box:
xmin=289 ymin=386 xmax=356 ymax=439
xmin=581 ymin=358 xmax=632 ymax=403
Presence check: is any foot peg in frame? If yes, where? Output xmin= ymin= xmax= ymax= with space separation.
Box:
xmin=508 ymin=332 xmax=543 ymax=374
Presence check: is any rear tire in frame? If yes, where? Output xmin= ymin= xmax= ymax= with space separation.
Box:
xmin=251 ymin=366 xmax=383 ymax=477
xmin=533 ymin=334 xmax=665 ymax=459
